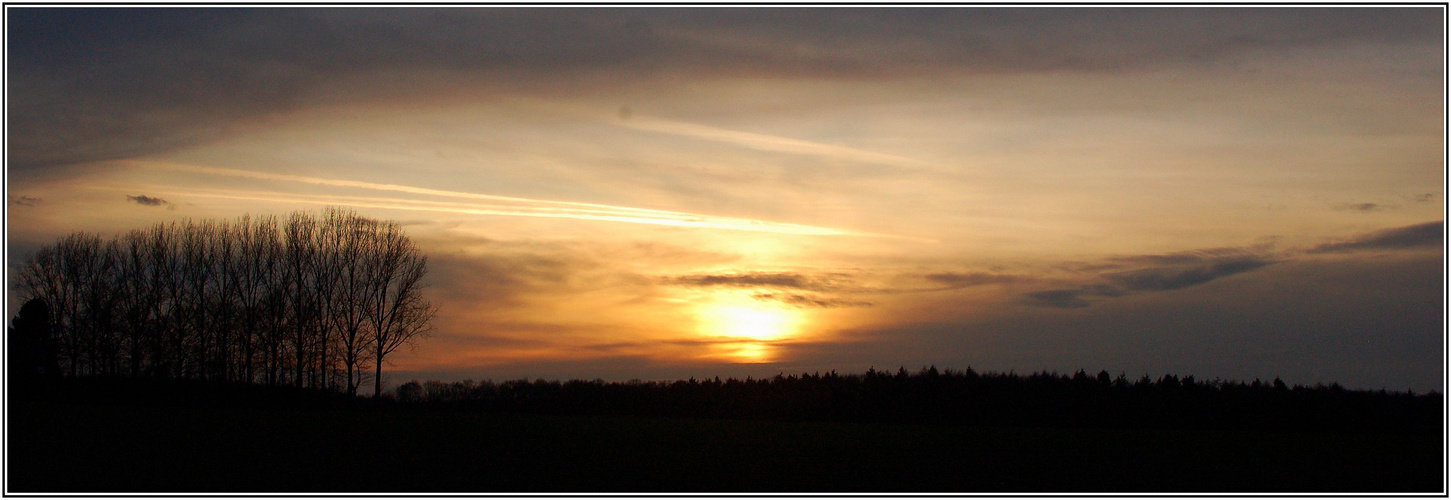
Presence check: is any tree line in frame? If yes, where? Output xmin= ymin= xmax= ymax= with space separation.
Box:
xmin=394 ymin=366 xmax=1441 ymax=434
xmin=14 ymin=207 xmax=435 ymax=397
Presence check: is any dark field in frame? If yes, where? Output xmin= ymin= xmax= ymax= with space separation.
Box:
xmin=8 ymin=397 xmax=1443 ymax=493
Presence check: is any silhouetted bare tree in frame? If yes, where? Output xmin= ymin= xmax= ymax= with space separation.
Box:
xmin=284 ymin=211 xmax=319 ymax=388
xmin=326 ymin=208 xmax=374 ymax=396
xmin=14 ymin=208 xmax=435 ymax=395
xmin=227 ymin=215 xmax=269 ymax=383
xmin=364 ymin=220 xmax=435 ymax=398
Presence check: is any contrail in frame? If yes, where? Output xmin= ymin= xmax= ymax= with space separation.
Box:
xmin=133 ymin=160 xmax=693 ymax=216
xmin=132 ymin=162 xmax=911 ymax=238
xmin=616 ymin=116 xmax=942 ymax=172
xmin=159 ymin=189 xmax=856 ymax=235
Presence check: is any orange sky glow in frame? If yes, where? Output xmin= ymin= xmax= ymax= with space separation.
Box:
xmin=7 ymin=7 xmax=1444 ymax=391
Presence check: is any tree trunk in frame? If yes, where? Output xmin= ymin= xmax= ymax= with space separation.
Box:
xmin=374 ymin=353 xmax=384 ymax=398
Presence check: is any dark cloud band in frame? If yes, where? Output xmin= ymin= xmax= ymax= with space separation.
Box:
xmin=9 ymin=7 xmax=1440 ymax=172
xmin=667 ymin=272 xmax=849 ymax=292
xmin=1309 ymin=221 xmax=1443 ymax=254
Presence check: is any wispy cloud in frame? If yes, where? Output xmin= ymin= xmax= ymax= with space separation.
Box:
xmin=750 ymin=292 xmax=873 ymax=309
xmin=10 ymin=195 xmax=43 ymax=207
xmin=667 ymin=271 xmax=876 ymax=308
xmin=426 ymin=251 xmax=579 ymax=310
xmin=667 ymin=272 xmax=852 ymax=291
xmin=126 ymin=194 xmax=174 ymax=209
xmin=1102 ymin=256 xmax=1275 ymax=292
xmin=1336 ymin=202 xmax=1381 ymax=212
xmin=921 ymin=272 xmax=1020 ymax=290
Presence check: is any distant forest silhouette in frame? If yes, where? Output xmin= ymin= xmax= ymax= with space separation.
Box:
xmin=12 ymin=208 xmax=435 ymax=397
xmin=389 ymin=367 xmax=1440 ymax=434
xmin=14 ymin=371 xmax=1440 ymax=493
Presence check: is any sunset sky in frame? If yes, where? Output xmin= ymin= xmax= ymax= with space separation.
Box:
xmin=6 ymin=7 xmax=1445 ymax=391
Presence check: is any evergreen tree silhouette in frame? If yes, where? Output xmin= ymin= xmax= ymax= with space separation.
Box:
xmin=8 ymin=297 xmax=59 ymax=386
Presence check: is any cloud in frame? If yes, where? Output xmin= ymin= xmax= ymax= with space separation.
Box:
xmin=1106 ymin=245 xmax=1273 ymax=266
xmin=425 ymin=250 xmax=580 ymax=310
xmin=125 ymin=194 xmax=173 ymax=208
xmin=668 ymin=269 xmax=1029 ymax=306
xmin=10 ymin=196 xmax=43 ymax=207
xmin=1102 ymin=256 xmax=1276 ymax=292
xmin=666 ymin=272 xmax=851 ymax=292
xmin=669 ymin=269 xmax=1029 ymax=306
xmin=1022 ymin=289 xmax=1090 ymax=309
xmin=1336 ymin=202 xmax=1381 ymax=212
xmin=1016 ymin=247 xmax=1280 ymax=308
xmin=922 ymin=272 xmax=1020 ymax=289
xmin=667 ymin=271 xmax=877 ymax=309
xmin=430 ymin=331 xmax=556 ymax=350
xmin=9 ymin=8 xmax=1439 ymax=172
xmin=751 ymin=292 xmax=873 ymax=309
xmin=1327 ymin=199 xmax=1444 ymax=213
xmin=1014 ymin=222 xmax=1440 ymax=309
xmin=657 ymin=8 xmax=1439 ymax=76
xmin=1308 ymin=221 xmax=1443 ymax=253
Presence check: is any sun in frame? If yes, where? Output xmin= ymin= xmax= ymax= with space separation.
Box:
xmin=698 ymin=302 xmax=801 ymax=341
xmin=718 ymin=306 xmax=792 ymax=340
xmin=690 ymin=292 xmax=808 ymax=362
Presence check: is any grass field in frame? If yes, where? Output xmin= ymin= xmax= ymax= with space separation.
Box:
xmin=7 ymin=398 xmax=1442 ymax=493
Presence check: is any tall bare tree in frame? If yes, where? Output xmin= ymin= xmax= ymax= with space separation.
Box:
xmin=365 ymin=221 xmax=435 ymax=398
xmin=58 ymin=233 xmax=105 ymax=377
xmin=227 ymin=215 xmax=273 ymax=383
xmin=178 ymin=220 xmax=218 ymax=379
xmin=148 ymin=222 xmax=183 ymax=378
xmin=254 ymin=217 xmax=289 ymax=386
xmin=326 ymin=208 xmax=376 ymax=396
xmin=83 ymin=238 xmax=122 ymax=375
xmin=210 ymin=218 xmax=238 ymax=381
xmin=284 ymin=211 xmax=320 ymax=388
xmin=117 ymin=230 xmax=153 ymax=377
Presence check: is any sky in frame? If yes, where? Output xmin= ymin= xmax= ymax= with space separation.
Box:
xmin=6 ymin=7 xmax=1445 ymax=392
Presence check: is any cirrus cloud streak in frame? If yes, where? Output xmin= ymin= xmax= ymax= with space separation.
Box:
xmin=130 ymin=160 xmax=905 ymax=238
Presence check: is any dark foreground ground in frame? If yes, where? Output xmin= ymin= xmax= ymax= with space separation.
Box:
xmin=8 ymin=396 xmax=1443 ymax=493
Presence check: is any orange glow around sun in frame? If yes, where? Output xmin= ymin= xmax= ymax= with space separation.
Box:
xmin=694 ymin=293 xmax=805 ymax=362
